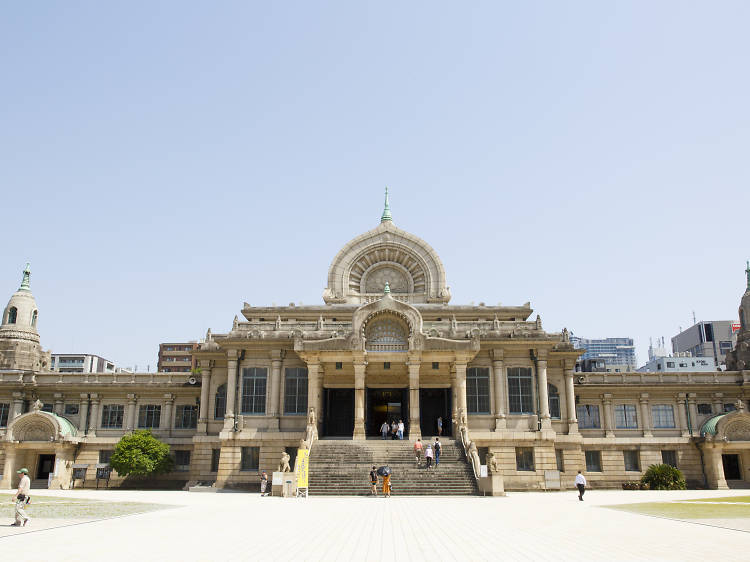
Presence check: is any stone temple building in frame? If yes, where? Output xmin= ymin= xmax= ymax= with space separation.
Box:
xmin=2 ymin=195 xmax=750 ymax=493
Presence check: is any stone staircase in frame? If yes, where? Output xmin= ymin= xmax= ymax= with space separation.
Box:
xmin=308 ymin=438 xmax=479 ymax=496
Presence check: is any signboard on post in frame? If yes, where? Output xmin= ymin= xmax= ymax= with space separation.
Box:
xmin=295 ymin=448 xmax=310 ymax=496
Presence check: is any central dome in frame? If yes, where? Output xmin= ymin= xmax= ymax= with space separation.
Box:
xmin=322 ymin=190 xmax=450 ymax=305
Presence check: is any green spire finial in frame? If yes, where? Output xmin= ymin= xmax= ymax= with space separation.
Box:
xmin=384 ymin=281 xmax=391 ymax=295
xmin=746 ymin=260 xmax=750 ymax=290
xmin=380 ymin=187 xmax=392 ymax=223
xmin=19 ymin=263 xmax=31 ymax=291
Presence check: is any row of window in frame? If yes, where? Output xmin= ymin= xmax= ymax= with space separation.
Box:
xmin=99 ymin=404 xmax=198 ymax=429
xmin=516 ymin=447 xmax=678 ymax=472
xmin=576 ymin=402 xmax=741 ymax=429
xmin=469 ymin=367 xmax=561 ymax=416
xmin=213 ymin=367 xmax=310 ymax=418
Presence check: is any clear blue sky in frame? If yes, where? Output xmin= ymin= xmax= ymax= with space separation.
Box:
xmin=2 ymin=2 xmax=748 ymax=370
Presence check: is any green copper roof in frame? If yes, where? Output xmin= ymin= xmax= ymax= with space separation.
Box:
xmin=19 ymin=263 xmax=31 ymax=292
xmin=745 ymin=260 xmax=750 ymax=290
xmin=384 ymin=281 xmax=391 ymax=295
xmin=380 ymin=187 xmax=392 ymax=223
xmin=53 ymin=413 xmax=78 ymax=437
xmin=700 ymin=413 xmax=726 ymax=437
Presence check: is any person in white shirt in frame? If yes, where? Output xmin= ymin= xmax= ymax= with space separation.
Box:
xmin=575 ymin=470 xmax=587 ymax=501
xmin=397 ymin=420 xmax=405 ymax=440
xmin=11 ymin=467 xmax=31 ymax=527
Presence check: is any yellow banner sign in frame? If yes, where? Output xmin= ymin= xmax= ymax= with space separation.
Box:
xmin=295 ymin=448 xmax=310 ymax=488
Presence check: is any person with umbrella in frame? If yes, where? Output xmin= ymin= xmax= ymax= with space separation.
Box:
xmin=377 ymin=466 xmax=392 ymax=497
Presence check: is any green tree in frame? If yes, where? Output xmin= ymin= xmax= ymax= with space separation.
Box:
xmin=640 ymin=463 xmax=686 ymax=490
xmin=110 ymin=430 xmax=174 ymax=478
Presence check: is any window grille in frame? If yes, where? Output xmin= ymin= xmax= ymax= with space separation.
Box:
xmin=467 ymin=367 xmax=490 ymax=414
xmin=241 ymin=368 xmax=267 ymax=415
xmin=365 ymin=317 xmax=408 ymax=351
xmin=284 ymin=367 xmax=308 ymax=415
xmin=507 ymin=367 xmax=533 ymax=414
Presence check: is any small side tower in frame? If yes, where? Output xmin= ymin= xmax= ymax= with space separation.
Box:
xmin=0 ymin=263 xmax=50 ymax=371
xmin=726 ymin=261 xmax=750 ymax=371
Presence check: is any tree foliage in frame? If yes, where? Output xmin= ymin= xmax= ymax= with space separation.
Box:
xmin=640 ymin=463 xmax=686 ymax=490
xmin=110 ymin=430 xmax=174 ymax=478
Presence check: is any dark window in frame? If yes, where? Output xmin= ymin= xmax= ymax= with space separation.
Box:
xmin=64 ymin=403 xmax=79 ymax=416
xmin=335 ymin=362 xmax=343 ymax=370
xmin=286 ymin=447 xmax=298 ymax=472
xmin=548 ymin=384 xmax=560 ymax=419
xmin=719 ymin=341 xmax=732 ymax=351
xmin=467 ymin=367 xmax=490 ymax=414
xmin=724 ymin=403 xmax=737 ymax=413
xmin=211 ymin=449 xmax=221 ymax=472
xmin=576 ymin=405 xmax=601 ymax=429
xmin=284 ymin=367 xmax=308 ymax=415
xmin=383 ymin=362 xmax=390 ymax=370
xmin=555 ymin=449 xmax=564 ymax=472
xmin=241 ymin=368 xmax=267 ymax=415
xmin=99 ymin=450 xmax=113 ymax=464
xmin=624 ymin=450 xmax=640 ymax=471
xmin=666 ymin=362 xmax=675 ymax=368
xmin=516 ymin=447 xmax=535 ymax=471
xmin=138 ymin=405 xmax=161 ymax=428
xmin=175 ymin=405 xmax=198 ymax=429
xmin=704 ymin=323 xmax=714 ymax=342
xmin=214 ymin=384 xmax=226 ymax=419
xmin=7 ymin=307 xmax=17 ymax=324
xmin=507 ymin=367 xmax=533 ymax=414
xmin=101 ymin=404 xmax=124 ymax=428
xmin=31 ymin=310 xmax=37 ymax=327
xmin=697 ymin=403 xmax=712 ymax=415
xmin=585 ymin=450 xmax=602 ymax=472
xmin=0 ymin=403 xmax=9 ymax=427
xmin=241 ymin=447 xmax=259 ymax=471
xmin=174 ymin=450 xmax=191 ymax=471
xmin=432 ymin=362 xmax=439 ymax=370
xmin=652 ymin=405 xmax=675 ymax=428
xmin=614 ymin=404 xmax=638 ymax=429
xmin=661 ymin=450 xmax=677 ymax=468
xmin=41 ymin=403 xmax=54 ymax=413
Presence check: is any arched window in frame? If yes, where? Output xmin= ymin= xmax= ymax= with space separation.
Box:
xmin=365 ymin=316 xmax=408 ymax=352
xmin=214 ymin=384 xmax=226 ymax=420
xmin=7 ymin=307 xmax=17 ymax=324
xmin=548 ymin=384 xmax=561 ymax=419
xmin=31 ymin=310 xmax=38 ymax=327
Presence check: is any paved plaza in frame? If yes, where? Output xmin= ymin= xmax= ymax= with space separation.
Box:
xmin=1 ymin=488 xmax=748 ymax=561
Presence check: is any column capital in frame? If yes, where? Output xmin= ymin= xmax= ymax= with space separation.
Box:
xmin=270 ymin=349 xmax=284 ymax=362
xmin=564 ymin=358 xmax=577 ymax=371
xmin=226 ymin=349 xmax=239 ymax=360
xmin=639 ymin=392 xmax=650 ymax=402
xmin=199 ymin=359 xmax=214 ymax=370
xmin=127 ymin=393 xmax=137 ymax=403
xmin=602 ymin=393 xmax=613 ymax=404
xmin=490 ymin=348 xmax=504 ymax=361
xmin=688 ymin=392 xmax=697 ymax=402
xmin=79 ymin=393 xmax=89 ymax=401
xmin=677 ymin=392 xmax=687 ymax=400
xmin=535 ymin=349 xmax=549 ymax=361
xmin=54 ymin=392 xmax=63 ymax=400
xmin=12 ymin=391 xmax=24 ymax=400
xmin=89 ymin=393 xmax=99 ymax=402
xmin=163 ymin=393 xmax=175 ymax=403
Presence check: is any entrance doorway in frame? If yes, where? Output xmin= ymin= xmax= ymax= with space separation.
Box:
xmin=420 ymin=388 xmax=451 ymax=437
xmin=323 ymin=389 xmax=354 ymax=437
xmin=723 ymin=454 xmax=742 ymax=480
xmin=366 ymin=388 xmax=408 ymax=436
xmin=37 ymin=454 xmax=55 ymax=481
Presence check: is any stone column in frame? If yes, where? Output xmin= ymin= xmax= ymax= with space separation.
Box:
xmin=676 ymin=393 xmax=689 ymax=437
xmin=306 ymin=359 xmax=321 ymax=430
xmin=0 ymin=447 xmax=17 ymax=489
xmin=125 ymin=393 xmax=137 ymax=431
xmin=454 ymin=362 xmax=468 ymax=417
xmin=162 ymin=393 xmax=174 ymax=431
xmin=491 ymin=350 xmax=506 ymax=430
xmin=53 ymin=393 xmax=64 ymax=416
xmin=225 ymin=350 xmax=238 ymax=430
xmin=565 ymin=362 xmax=578 ymax=434
xmin=450 ymin=365 xmax=459 ymax=421
xmin=639 ymin=393 xmax=652 ymax=437
xmin=537 ymin=356 xmax=551 ymax=429
xmin=198 ymin=364 xmax=212 ymax=434
xmin=268 ymin=350 xmax=282 ymax=430
xmin=602 ymin=393 xmax=615 ymax=438
xmin=407 ymin=359 xmax=421 ymax=439
xmin=88 ymin=393 xmax=100 ymax=436
xmin=78 ymin=393 xmax=89 ymax=433
xmin=687 ymin=393 xmax=698 ymax=436
xmin=50 ymin=444 xmax=75 ymax=490
xmin=713 ymin=392 xmax=724 ymax=416
xmin=705 ymin=445 xmax=729 ymax=489
xmin=11 ymin=392 xmax=24 ymax=419
xmin=353 ymin=360 xmax=366 ymax=440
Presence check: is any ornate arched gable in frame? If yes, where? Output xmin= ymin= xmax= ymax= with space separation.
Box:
xmin=351 ymin=294 xmax=424 ymax=352
xmin=5 ymin=411 xmax=76 ymax=443
xmin=323 ymin=221 xmax=450 ymax=305
xmin=714 ymin=411 xmax=750 ymax=442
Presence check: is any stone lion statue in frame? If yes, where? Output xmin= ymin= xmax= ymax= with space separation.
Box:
xmin=279 ymin=451 xmax=291 ymax=473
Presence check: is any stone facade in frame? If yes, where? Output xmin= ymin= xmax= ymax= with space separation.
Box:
xmin=1 ymin=200 xmax=749 ymax=492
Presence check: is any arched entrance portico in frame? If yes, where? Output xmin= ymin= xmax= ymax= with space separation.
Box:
xmin=699 ymin=409 xmax=750 ymax=489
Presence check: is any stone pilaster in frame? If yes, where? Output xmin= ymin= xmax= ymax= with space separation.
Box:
xmin=11 ymin=392 xmax=24 ymax=420
xmin=306 ymin=358 xmax=322 ymax=433
xmin=454 ymin=361 xmax=468 ymax=417
xmin=198 ymin=363 xmax=212 ymax=434
xmin=713 ymin=392 xmax=724 ymax=416
xmin=565 ymin=361 xmax=578 ymax=434
xmin=268 ymin=349 xmax=283 ymax=429
xmin=537 ymin=354 xmax=551 ymax=429
xmin=225 ymin=350 xmax=238 ymax=430
xmin=78 ymin=393 xmax=89 ymax=433
xmin=353 ymin=360 xmax=366 ymax=440
xmin=407 ymin=357 xmax=421 ymax=439
xmin=677 ymin=393 xmax=689 ymax=437
xmin=53 ymin=392 xmax=64 ymax=416
xmin=162 ymin=393 xmax=174 ymax=431
xmin=639 ymin=393 xmax=652 ymax=437
xmin=88 ymin=393 xmax=100 ymax=436
xmin=125 ymin=393 xmax=137 ymax=431
xmin=491 ymin=349 xmax=506 ymax=430
xmin=687 ymin=393 xmax=698 ymax=435
xmin=602 ymin=393 xmax=614 ymax=437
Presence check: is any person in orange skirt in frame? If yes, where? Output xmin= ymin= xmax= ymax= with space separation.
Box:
xmin=382 ymin=473 xmax=392 ymax=498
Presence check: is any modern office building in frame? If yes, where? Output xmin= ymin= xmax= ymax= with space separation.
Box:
xmin=638 ymin=353 xmax=716 ymax=373
xmin=51 ymin=354 xmax=117 ymax=374
xmin=157 ymin=342 xmax=198 ymax=373
xmin=570 ymin=336 xmax=638 ymax=372
xmin=671 ymin=321 xmax=734 ymax=367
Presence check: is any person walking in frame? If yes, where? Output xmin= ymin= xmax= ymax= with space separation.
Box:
xmin=370 ymin=466 xmax=379 ymax=496
xmin=380 ymin=420 xmax=389 ymax=440
xmin=11 ymin=468 xmax=31 ymax=527
xmin=413 ymin=438 xmax=423 ymax=467
xmin=437 ymin=416 xmax=443 ymax=436
xmin=260 ymin=471 xmax=269 ymax=496
xmin=433 ymin=438 xmax=442 ymax=467
xmin=425 ymin=444 xmax=434 ymax=469
xmin=383 ymin=473 xmax=392 ymax=498
xmin=391 ymin=420 xmax=398 ymax=440
xmin=575 ymin=470 xmax=587 ymax=501
xmin=397 ymin=419 xmax=405 ymax=440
